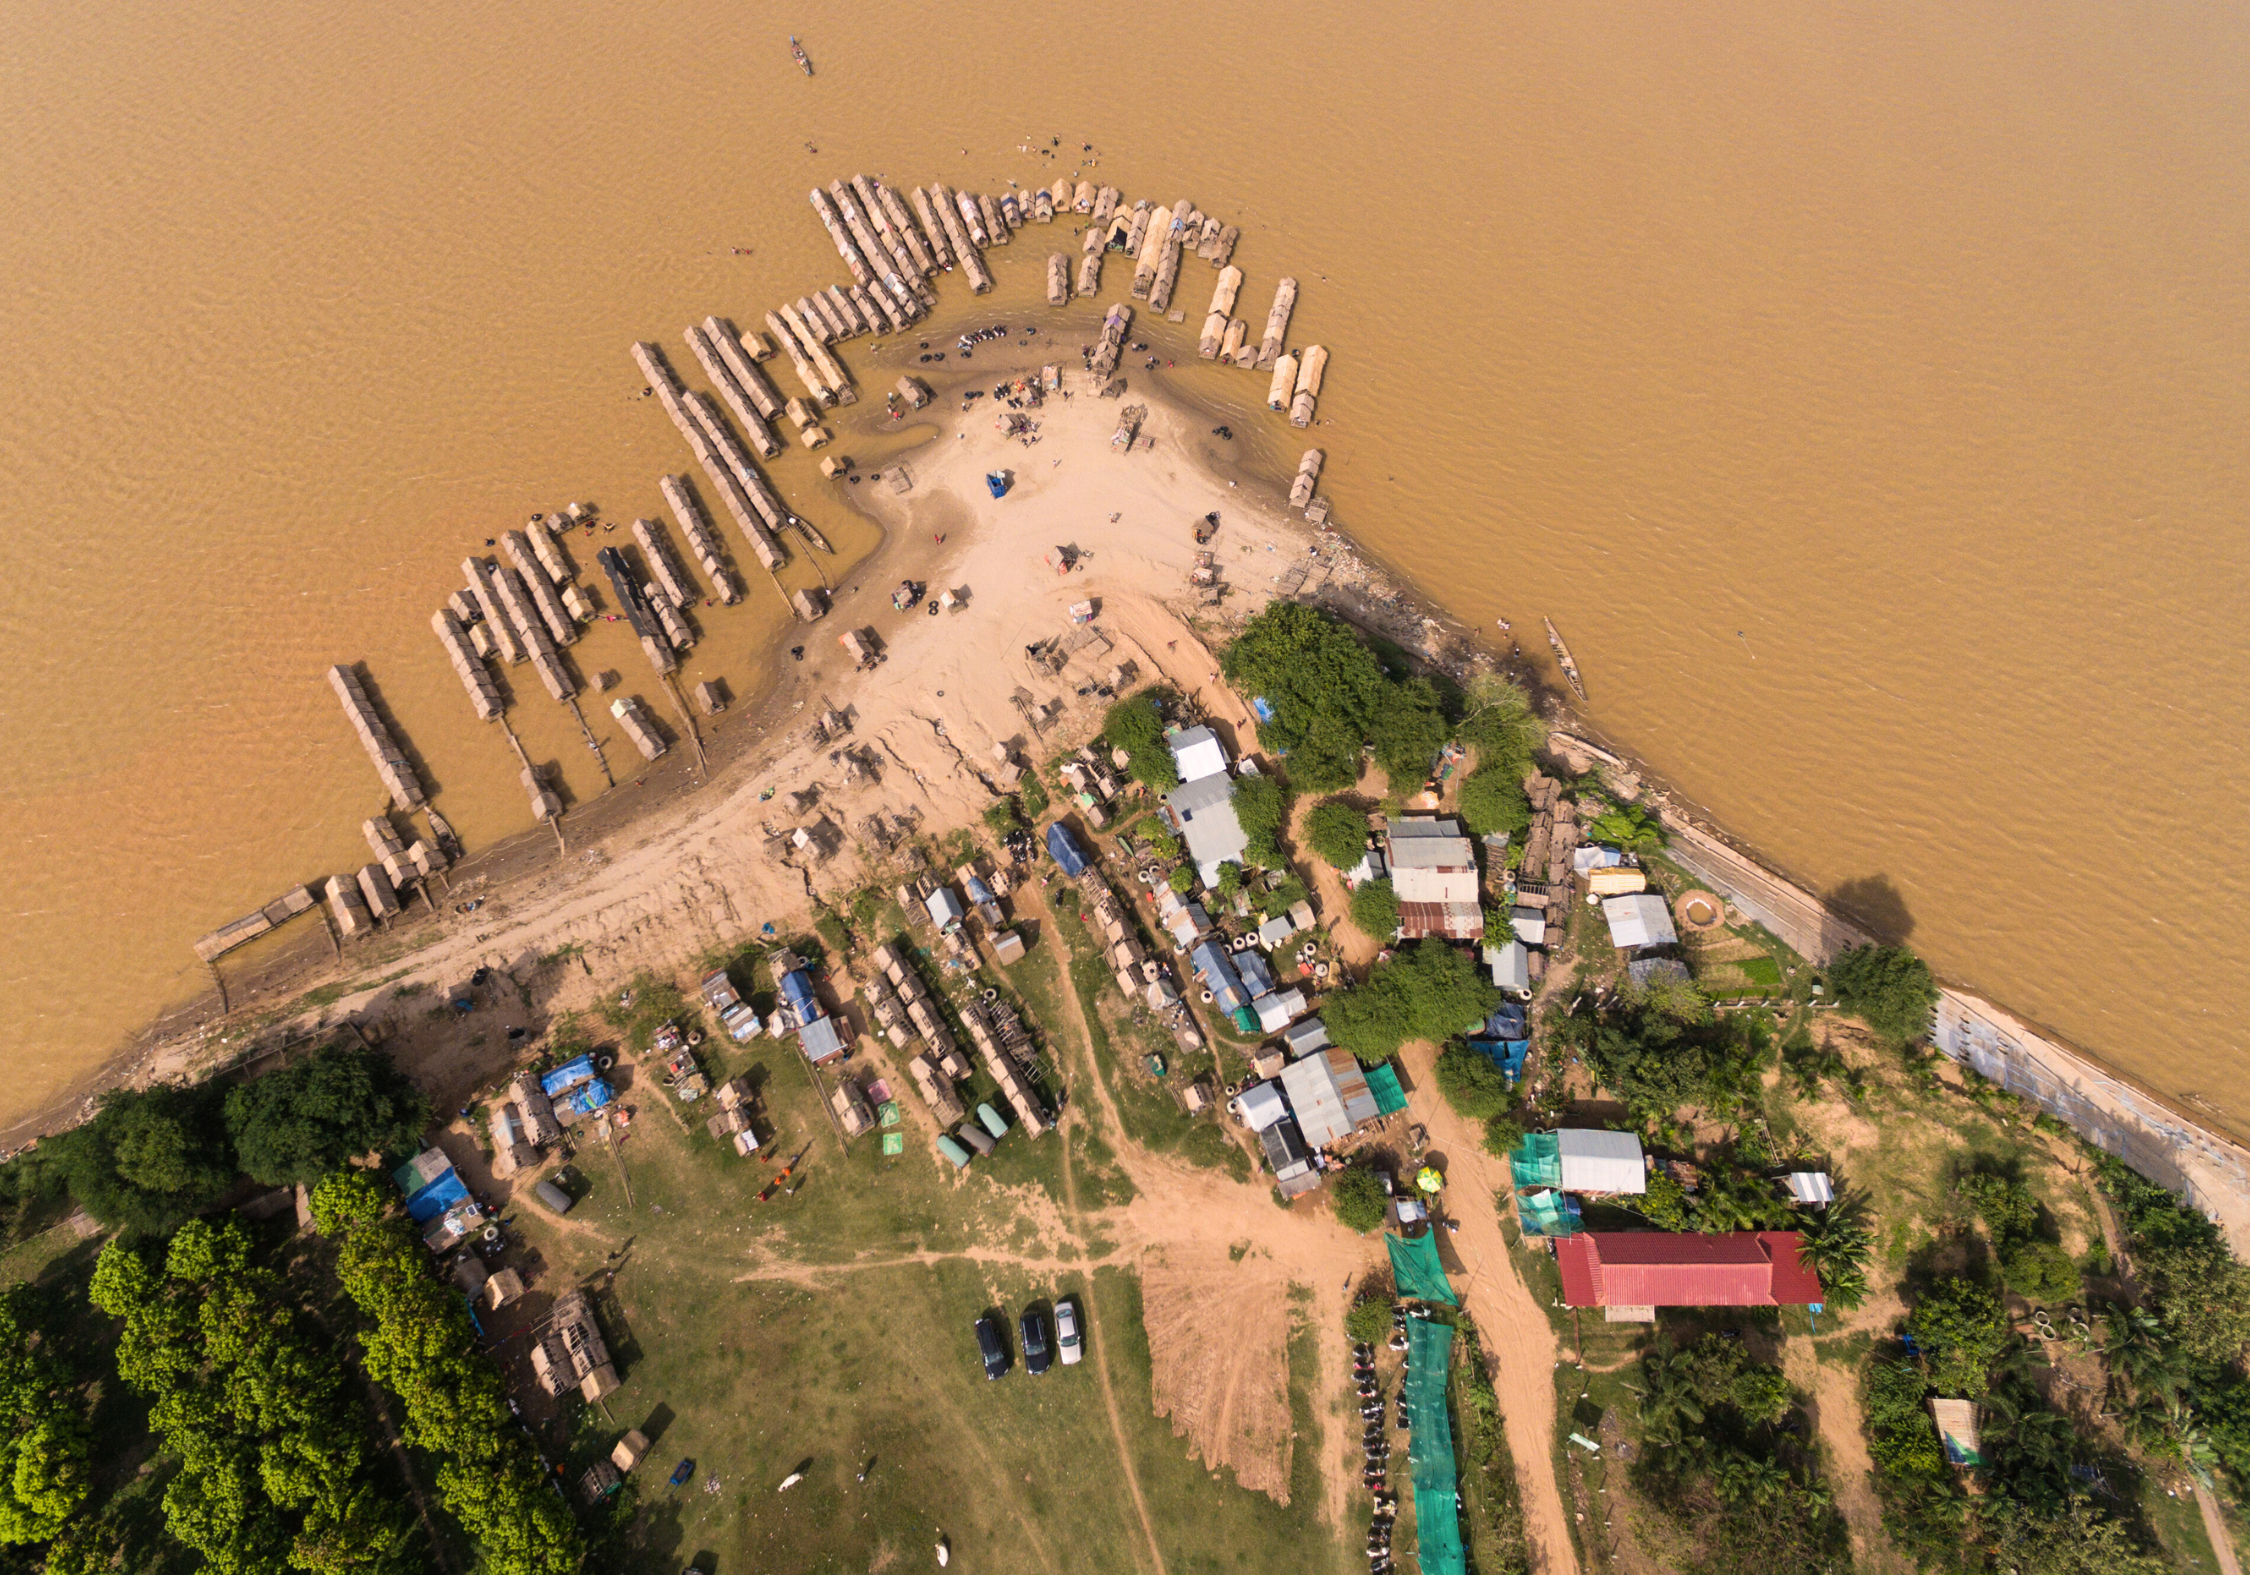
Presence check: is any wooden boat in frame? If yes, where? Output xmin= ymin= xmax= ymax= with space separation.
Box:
xmin=789 ymin=35 xmax=813 ymax=75
xmin=424 ymin=806 xmax=463 ymax=860
xmin=786 ymin=513 xmax=834 ymax=554
xmin=1544 ymin=617 xmax=1588 ymax=704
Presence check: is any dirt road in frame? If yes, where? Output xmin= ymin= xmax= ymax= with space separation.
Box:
xmin=1396 ymin=1040 xmax=1580 ymax=1575
xmin=1781 ymin=1338 xmax=1899 ymax=1573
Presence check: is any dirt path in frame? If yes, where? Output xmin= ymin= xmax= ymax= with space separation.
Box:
xmin=1023 ymin=881 xmax=1170 ymax=1575
xmin=1781 ymin=1339 xmax=1898 ymax=1573
xmin=1395 ymin=1040 xmax=1579 ymax=1575
xmin=2196 ymin=1480 xmax=2245 ymax=1575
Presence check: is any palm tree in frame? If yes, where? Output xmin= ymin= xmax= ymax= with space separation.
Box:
xmin=1587 ymin=804 xmax=1664 ymax=853
xmin=1712 ymin=1452 xmax=1792 ymax=1506
xmin=2101 ymin=1301 xmax=2184 ymax=1397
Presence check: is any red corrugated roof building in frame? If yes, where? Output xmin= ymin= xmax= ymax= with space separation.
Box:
xmin=1554 ymin=1231 xmax=1824 ymax=1308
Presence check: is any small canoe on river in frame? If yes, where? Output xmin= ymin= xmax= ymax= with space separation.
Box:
xmin=790 ymin=35 xmax=813 ymax=75
xmin=1544 ymin=616 xmax=1588 ymax=703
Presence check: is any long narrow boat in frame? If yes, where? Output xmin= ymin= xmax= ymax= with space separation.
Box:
xmin=790 ymin=35 xmax=813 ymax=75
xmin=786 ymin=513 xmax=834 ymax=554
xmin=1544 ymin=616 xmax=1588 ymax=704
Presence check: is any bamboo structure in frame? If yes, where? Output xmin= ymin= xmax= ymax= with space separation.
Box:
xmin=526 ymin=516 xmax=575 ymax=584
xmin=706 ymin=317 xmax=784 ymax=420
xmin=1150 ymin=216 xmax=1185 ymax=310
xmin=807 ymin=291 xmax=850 ymax=340
xmin=1031 ymin=187 xmax=1054 ymax=222
xmin=596 ymin=546 xmax=680 ymax=676
xmin=1004 ymin=191 xmax=1027 ymax=230
xmin=831 ymin=182 xmax=920 ymax=320
xmin=1093 ymin=186 xmax=1120 ymax=226
xmin=1198 ymin=313 xmax=1228 ymax=358
xmin=658 ymin=473 xmax=744 ymax=604
xmin=953 ymin=188 xmax=989 ymax=247
xmin=894 ymin=375 xmax=930 ymax=409
xmin=1290 ymin=345 xmax=1329 ymax=427
xmin=357 ymin=862 xmax=401 ymax=920
xmin=1268 ymin=352 xmax=1299 ymax=410
xmin=326 ymin=874 xmax=373 ymax=939
xmin=909 ymin=186 xmax=955 ymax=269
xmin=1289 ymin=448 xmax=1325 ymax=510
xmin=1220 ymin=319 xmax=1249 ymax=363
xmin=1122 ymin=201 xmax=1153 ymax=269
xmin=492 ymin=562 xmax=574 ymax=701
xmin=872 ymin=179 xmax=936 ymax=275
xmin=1073 ymin=179 xmax=1096 ymax=213
xmin=1208 ymin=266 xmax=1243 ymax=320
xmin=1076 ymin=249 xmax=1103 ymax=297
xmin=810 ymin=188 xmax=875 ymax=288
xmin=503 ymin=531 xmax=577 ymax=645
xmin=632 ymin=517 xmax=698 ymax=608
xmin=853 ymin=174 xmax=933 ymax=302
xmin=1255 ymin=277 xmax=1299 ymax=370
xmin=633 ymin=341 xmax=786 ymax=571
xmin=1130 ymin=204 xmax=1170 ymax=298
xmin=462 ymin=557 xmax=527 ymax=664
xmin=977 ymin=192 xmax=1006 ymax=246
xmin=794 ymin=296 xmax=834 ymax=344
xmin=432 ymin=609 xmax=504 ymax=721
xmin=1195 ymin=216 xmax=1224 ymax=261
xmin=684 ymin=390 xmax=791 ymax=535
xmin=1211 ymin=224 xmax=1239 ymax=267
xmin=1046 ymin=253 xmax=1070 ymax=306
xmin=1049 ymin=177 xmax=1071 ymax=211
xmin=1091 ymin=304 xmax=1133 ymax=380
xmin=646 ymin=585 xmax=693 ymax=652
xmin=929 ymin=186 xmax=992 ymax=292
xmin=327 ymin=665 xmax=426 ymax=809
xmin=683 ymin=324 xmax=784 ymax=458
xmin=612 ymin=696 xmax=668 ymax=761
xmin=766 ymin=307 xmax=837 ymax=405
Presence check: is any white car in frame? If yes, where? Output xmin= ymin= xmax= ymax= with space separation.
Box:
xmin=1056 ymin=1300 xmax=1083 ymax=1366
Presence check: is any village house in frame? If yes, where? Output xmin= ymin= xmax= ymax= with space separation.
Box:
xmin=1386 ymin=816 xmax=1484 ymax=942
xmin=1553 ymin=1231 xmax=1823 ymax=1319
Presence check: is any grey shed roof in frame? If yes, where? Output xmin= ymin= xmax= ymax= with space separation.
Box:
xmin=1234 ymin=1080 xmax=1290 ymax=1132
xmin=1484 ymin=940 xmax=1530 ymax=991
xmin=1278 ymin=1048 xmax=1379 ymax=1147
xmin=1166 ymin=773 xmax=1249 ymax=881
xmin=798 ymin=1014 xmax=848 ymax=1063
xmin=1556 ymin=1129 xmax=1647 ymax=1195
xmin=1283 ymin=1016 xmax=1331 ymax=1056
xmin=1603 ymin=893 xmax=1678 ymax=949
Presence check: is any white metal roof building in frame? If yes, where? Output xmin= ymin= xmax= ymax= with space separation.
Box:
xmin=1278 ymin=1048 xmax=1380 ymax=1147
xmin=1556 ymin=1129 xmax=1648 ymax=1195
xmin=1387 ymin=816 xmax=1484 ymax=940
xmin=1485 ymin=940 xmax=1530 ymax=992
xmin=1165 ymin=773 xmax=1249 ymax=884
xmin=1511 ymin=907 xmax=1546 ymax=945
xmin=1232 ymin=1079 xmax=1291 ymax=1132
xmin=1255 ymin=987 xmax=1308 ymax=1032
xmin=1169 ymin=725 xmax=1230 ymax=784
xmin=1602 ymin=892 xmax=1679 ymax=949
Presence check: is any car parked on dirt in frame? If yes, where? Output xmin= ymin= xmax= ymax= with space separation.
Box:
xmin=1055 ymin=1300 xmax=1082 ymax=1366
xmin=975 ymin=1314 xmax=1008 ymax=1380
xmin=1021 ymin=1308 xmax=1051 ymax=1375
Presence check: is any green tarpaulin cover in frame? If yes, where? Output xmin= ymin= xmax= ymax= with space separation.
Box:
xmin=1365 ymin=1063 xmax=1408 ymax=1115
xmin=1515 ymin=1190 xmax=1583 ymax=1238
xmin=1405 ymin=1317 xmax=1465 ymax=1575
xmin=1508 ymin=1131 xmax=1562 ymax=1193
xmin=880 ymin=1132 xmax=904 ymax=1156
xmin=1386 ymin=1232 xmax=1458 ymax=1306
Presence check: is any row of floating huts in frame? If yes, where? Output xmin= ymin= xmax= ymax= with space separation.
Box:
xmin=260 ymin=160 xmax=1334 ymax=972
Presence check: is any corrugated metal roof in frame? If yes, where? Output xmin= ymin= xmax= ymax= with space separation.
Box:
xmin=1169 ymin=726 xmax=1229 ymax=783
xmin=1556 ymin=1129 xmax=1646 ymax=1194
xmin=1166 ymin=774 xmax=1248 ymax=876
xmin=1400 ymin=899 xmax=1484 ymax=940
xmin=1602 ymin=893 xmax=1678 ymax=948
xmin=1485 ymin=941 xmax=1530 ymax=990
xmin=1393 ymin=866 xmax=1481 ymax=902
xmin=1279 ymin=1050 xmax=1369 ymax=1146
xmin=1235 ymin=1080 xmax=1290 ymax=1131
xmin=1554 ymin=1232 xmax=1822 ymax=1307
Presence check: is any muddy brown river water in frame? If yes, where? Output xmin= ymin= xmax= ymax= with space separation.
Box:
xmin=2 ymin=0 xmax=2246 ymax=1136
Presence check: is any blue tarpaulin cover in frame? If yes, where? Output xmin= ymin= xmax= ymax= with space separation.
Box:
xmin=562 ymin=1079 xmax=613 ymax=1116
xmin=542 ymin=1056 xmax=596 ymax=1098
xmin=404 ymin=1169 xmax=469 ymax=1223
xmin=1045 ymin=822 xmax=1090 ymax=876
xmin=1250 ymin=696 xmax=1276 ymax=723
xmin=780 ymin=969 xmax=820 ymax=1023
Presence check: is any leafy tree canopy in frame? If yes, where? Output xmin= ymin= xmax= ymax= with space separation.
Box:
xmin=1349 ymin=880 xmax=1401 ymax=943
xmin=1100 ymin=695 xmax=1179 ymax=791
xmin=1325 ymin=941 xmax=1500 ymax=1064
xmin=1433 ymin=1044 xmax=1513 ymax=1122
xmin=1305 ymin=799 xmax=1371 ymax=869
xmin=1455 ymin=675 xmax=1546 ymax=781
xmin=1231 ymin=775 xmax=1288 ymax=867
xmin=224 ymin=1043 xmax=430 ymax=1188
xmin=1330 ymin=1166 xmax=1389 ymax=1233
xmin=1586 ymin=803 xmax=1664 ymax=853
xmin=1552 ymin=1000 xmax=1765 ymax=1125
xmin=1906 ymin=1278 xmax=2012 ymax=1397
xmin=0 ymin=1286 xmax=91 ymax=1547
xmin=1456 ymin=765 xmax=1531 ymax=840
xmin=43 ymin=1084 xmax=234 ymax=1235
xmin=1828 ymin=944 xmax=1938 ymax=1044
xmin=1223 ymin=604 xmax=1391 ymax=795
xmin=1368 ymin=677 xmax=1450 ymax=786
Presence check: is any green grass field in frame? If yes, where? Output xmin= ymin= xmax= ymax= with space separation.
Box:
xmin=497 ymin=906 xmax=1351 ymax=1575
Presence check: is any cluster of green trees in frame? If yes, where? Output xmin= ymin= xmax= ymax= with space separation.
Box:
xmin=1305 ymin=799 xmax=1371 ymax=868
xmin=1551 ymin=995 xmax=1769 ymax=1129
xmin=1827 ymin=944 xmax=1939 ymax=1044
xmin=84 ymin=1217 xmax=414 ymax=1574
xmin=1231 ymin=775 xmax=1288 ymax=867
xmin=312 ymin=1173 xmax=582 ymax=1575
xmin=1324 ymin=941 xmax=1500 ymax=1063
xmin=1100 ymin=695 xmax=1178 ymax=792
xmin=1430 ymin=1044 xmax=1525 ymax=1155
xmin=1221 ymin=605 xmax=1545 ymax=794
xmin=1866 ymin=1257 xmax=2177 ymax=1572
xmin=0 ymin=1285 xmax=91 ymax=1550
xmin=1330 ymin=1164 xmax=1391 ymax=1233
xmin=1955 ymin=1168 xmax=2082 ymax=1305
xmin=1630 ymin=1335 xmax=1847 ymax=1575
xmin=1348 ymin=879 xmax=1400 ymax=941
xmin=15 ymin=1044 xmax=429 ymax=1236
xmin=1448 ymin=1329 xmax=1530 ymax=1575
